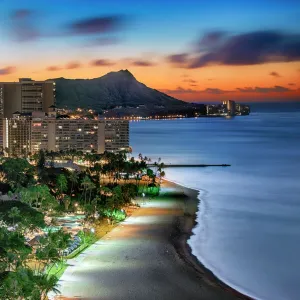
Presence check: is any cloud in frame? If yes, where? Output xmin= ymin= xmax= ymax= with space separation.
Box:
xmin=10 ymin=9 xmax=39 ymax=42
xmin=11 ymin=9 xmax=33 ymax=20
xmin=66 ymin=62 xmax=81 ymax=69
xmin=288 ymin=83 xmax=296 ymax=86
xmin=183 ymin=79 xmax=197 ymax=83
xmin=131 ymin=60 xmax=156 ymax=67
xmin=166 ymin=53 xmax=189 ymax=67
xmin=168 ymin=30 xmax=300 ymax=68
xmin=0 ymin=66 xmax=16 ymax=75
xmin=91 ymin=59 xmax=115 ymax=66
xmin=162 ymin=85 xmax=294 ymax=96
xmin=85 ymin=37 xmax=120 ymax=47
xmin=190 ymin=84 xmax=198 ymax=87
xmin=10 ymin=12 xmax=126 ymax=43
xmin=269 ymin=71 xmax=281 ymax=77
xmin=68 ymin=15 xmax=125 ymax=35
xmin=47 ymin=66 xmax=62 ymax=71
xmin=197 ymin=31 xmax=227 ymax=51
xmin=236 ymin=86 xmax=291 ymax=93
xmin=161 ymin=86 xmax=229 ymax=95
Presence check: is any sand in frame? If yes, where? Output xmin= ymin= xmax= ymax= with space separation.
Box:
xmin=51 ymin=180 xmax=250 ymax=300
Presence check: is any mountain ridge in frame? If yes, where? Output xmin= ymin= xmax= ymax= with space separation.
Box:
xmin=51 ymin=70 xmax=187 ymax=111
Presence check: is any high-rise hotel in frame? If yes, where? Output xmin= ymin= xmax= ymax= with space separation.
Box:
xmin=0 ymin=79 xmax=129 ymax=156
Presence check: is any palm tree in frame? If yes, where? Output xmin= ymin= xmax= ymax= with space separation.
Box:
xmin=81 ymin=175 xmax=92 ymax=205
xmin=69 ymin=171 xmax=79 ymax=194
xmin=8 ymin=207 xmax=20 ymax=227
xmin=36 ymin=274 xmax=61 ymax=300
xmin=56 ymin=174 xmax=68 ymax=199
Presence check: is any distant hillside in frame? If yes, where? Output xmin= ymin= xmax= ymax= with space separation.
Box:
xmin=52 ymin=70 xmax=186 ymax=111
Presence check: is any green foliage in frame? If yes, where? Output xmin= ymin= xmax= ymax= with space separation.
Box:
xmin=1 ymin=158 xmax=35 ymax=189
xmin=56 ymin=174 xmax=68 ymax=195
xmin=0 ymin=268 xmax=60 ymax=300
xmin=0 ymin=227 xmax=31 ymax=273
xmin=37 ymin=149 xmax=46 ymax=170
xmin=101 ymin=209 xmax=126 ymax=222
xmin=78 ymin=230 xmax=97 ymax=245
xmin=19 ymin=185 xmax=58 ymax=211
xmin=0 ymin=201 xmax=45 ymax=231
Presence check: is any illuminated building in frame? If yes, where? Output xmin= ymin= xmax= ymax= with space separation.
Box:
xmin=3 ymin=109 xmax=129 ymax=156
xmin=0 ymin=78 xmax=55 ymax=149
xmin=0 ymin=78 xmax=55 ymax=118
xmin=105 ymin=119 xmax=130 ymax=152
xmin=222 ymin=100 xmax=236 ymax=116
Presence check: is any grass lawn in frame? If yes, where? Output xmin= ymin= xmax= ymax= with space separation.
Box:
xmin=66 ymin=243 xmax=91 ymax=259
xmin=138 ymin=186 xmax=160 ymax=196
xmin=46 ymin=261 xmax=68 ymax=280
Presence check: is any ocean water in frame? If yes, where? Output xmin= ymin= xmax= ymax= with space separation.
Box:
xmin=130 ymin=103 xmax=300 ymax=300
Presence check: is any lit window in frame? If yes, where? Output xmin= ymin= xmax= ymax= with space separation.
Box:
xmin=58 ymin=126 xmax=62 ymax=129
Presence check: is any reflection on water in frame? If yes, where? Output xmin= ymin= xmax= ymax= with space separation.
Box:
xmin=130 ymin=108 xmax=300 ymax=300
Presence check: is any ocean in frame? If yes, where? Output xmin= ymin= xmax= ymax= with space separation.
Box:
xmin=130 ymin=102 xmax=300 ymax=300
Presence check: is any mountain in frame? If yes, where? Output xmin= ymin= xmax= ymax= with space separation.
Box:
xmin=52 ymin=70 xmax=187 ymax=111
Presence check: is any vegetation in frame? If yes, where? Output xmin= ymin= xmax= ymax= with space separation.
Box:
xmin=0 ymin=149 xmax=165 ymax=298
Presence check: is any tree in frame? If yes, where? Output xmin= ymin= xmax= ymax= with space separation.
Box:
xmin=81 ymin=175 xmax=95 ymax=205
xmin=56 ymin=174 xmax=68 ymax=198
xmin=37 ymin=149 xmax=46 ymax=170
xmin=0 ymin=201 xmax=45 ymax=234
xmin=63 ymin=195 xmax=71 ymax=211
xmin=8 ymin=207 xmax=20 ymax=227
xmin=35 ymin=229 xmax=71 ymax=275
xmin=69 ymin=171 xmax=79 ymax=194
xmin=2 ymin=158 xmax=35 ymax=189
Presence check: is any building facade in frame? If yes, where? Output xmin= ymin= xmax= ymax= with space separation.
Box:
xmin=3 ymin=113 xmax=129 ymax=156
xmin=222 ymin=100 xmax=236 ymax=116
xmin=105 ymin=119 xmax=130 ymax=152
xmin=0 ymin=78 xmax=55 ymax=119
xmin=0 ymin=78 xmax=55 ymax=150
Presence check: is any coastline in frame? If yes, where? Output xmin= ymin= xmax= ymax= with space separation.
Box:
xmin=53 ymin=179 xmax=253 ymax=300
xmin=164 ymin=178 xmax=253 ymax=300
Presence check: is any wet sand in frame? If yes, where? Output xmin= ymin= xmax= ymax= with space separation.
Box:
xmin=52 ymin=180 xmax=250 ymax=300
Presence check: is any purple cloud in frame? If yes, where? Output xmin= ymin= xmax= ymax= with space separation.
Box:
xmin=47 ymin=66 xmax=62 ymax=71
xmin=236 ymin=86 xmax=291 ymax=93
xmin=86 ymin=37 xmax=120 ymax=47
xmin=11 ymin=9 xmax=33 ymax=20
xmin=166 ymin=53 xmax=189 ymax=67
xmin=131 ymin=60 xmax=156 ymax=67
xmin=10 ymin=9 xmax=39 ymax=42
xmin=69 ymin=16 xmax=125 ymax=35
xmin=197 ymin=31 xmax=227 ymax=51
xmin=162 ymin=85 xmax=294 ymax=95
xmin=91 ymin=59 xmax=115 ymax=66
xmin=66 ymin=62 xmax=81 ymax=69
xmin=168 ymin=30 xmax=300 ymax=68
xmin=270 ymin=71 xmax=281 ymax=77
xmin=183 ymin=79 xmax=197 ymax=83
xmin=161 ymin=87 xmax=229 ymax=95
xmin=0 ymin=66 xmax=16 ymax=75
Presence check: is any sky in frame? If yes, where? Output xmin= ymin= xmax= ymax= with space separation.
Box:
xmin=0 ymin=0 xmax=300 ymax=102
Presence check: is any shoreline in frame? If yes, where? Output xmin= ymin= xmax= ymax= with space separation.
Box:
xmin=164 ymin=178 xmax=253 ymax=300
xmin=53 ymin=179 xmax=254 ymax=300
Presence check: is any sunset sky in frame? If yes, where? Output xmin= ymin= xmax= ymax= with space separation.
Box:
xmin=0 ymin=0 xmax=299 ymax=102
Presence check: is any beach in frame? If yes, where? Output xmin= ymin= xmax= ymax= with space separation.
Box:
xmin=52 ymin=180 xmax=249 ymax=300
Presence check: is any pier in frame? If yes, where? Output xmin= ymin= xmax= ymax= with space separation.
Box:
xmin=148 ymin=164 xmax=231 ymax=168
